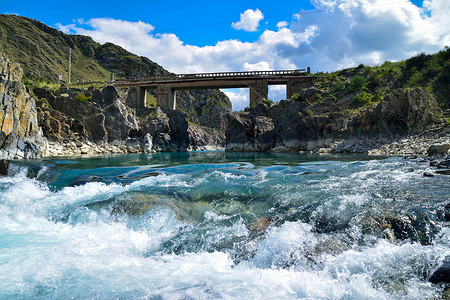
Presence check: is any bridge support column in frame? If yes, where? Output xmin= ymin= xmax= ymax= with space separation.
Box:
xmin=137 ymin=86 xmax=147 ymax=108
xmin=249 ymin=80 xmax=268 ymax=107
xmin=286 ymin=78 xmax=315 ymax=99
xmin=156 ymin=85 xmax=176 ymax=110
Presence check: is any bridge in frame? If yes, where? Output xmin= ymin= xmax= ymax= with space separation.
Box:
xmin=114 ymin=69 xmax=314 ymax=110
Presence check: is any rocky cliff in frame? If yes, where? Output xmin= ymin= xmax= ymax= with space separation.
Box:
xmin=31 ymin=85 xmax=226 ymax=156
xmin=0 ymin=54 xmax=45 ymax=159
xmin=226 ymin=89 xmax=448 ymax=155
xmin=226 ymin=49 xmax=450 ymax=155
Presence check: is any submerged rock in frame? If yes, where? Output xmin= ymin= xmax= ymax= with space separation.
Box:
xmin=249 ymin=217 xmax=271 ymax=233
xmin=429 ymin=256 xmax=450 ymax=284
xmin=111 ymin=192 xmax=209 ymax=222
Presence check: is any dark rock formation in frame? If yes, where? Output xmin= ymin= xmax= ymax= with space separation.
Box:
xmin=226 ymin=88 xmax=447 ymax=154
xmin=226 ymin=103 xmax=275 ymax=152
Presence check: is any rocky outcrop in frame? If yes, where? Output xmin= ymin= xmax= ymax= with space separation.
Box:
xmin=226 ymin=88 xmax=448 ymax=154
xmin=0 ymin=54 xmax=45 ymax=159
xmin=226 ymin=103 xmax=275 ymax=152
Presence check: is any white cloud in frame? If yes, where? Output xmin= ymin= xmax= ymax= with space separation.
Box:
xmin=277 ymin=21 xmax=289 ymax=28
xmin=231 ymin=9 xmax=264 ymax=32
xmin=268 ymin=85 xmax=287 ymax=102
xmin=243 ymin=61 xmax=272 ymax=71
xmin=222 ymin=88 xmax=249 ymax=111
xmin=56 ymin=23 xmax=77 ymax=34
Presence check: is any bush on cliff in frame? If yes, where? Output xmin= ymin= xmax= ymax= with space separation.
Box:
xmin=75 ymin=94 xmax=92 ymax=103
xmin=350 ymin=75 xmax=367 ymax=92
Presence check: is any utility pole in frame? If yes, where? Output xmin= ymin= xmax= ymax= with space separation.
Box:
xmin=68 ymin=48 xmax=72 ymax=84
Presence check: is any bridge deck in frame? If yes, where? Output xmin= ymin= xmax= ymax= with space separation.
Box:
xmin=114 ymin=69 xmax=313 ymax=110
xmin=115 ymin=69 xmax=308 ymax=85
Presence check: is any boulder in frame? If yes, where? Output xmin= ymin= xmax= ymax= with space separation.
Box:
xmin=428 ymin=144 xmax=450 ymax=156
xmin=0 ymin=159 xmax=10 ymax=175
xmin=429 ymin=257 xmax=450 ymax=284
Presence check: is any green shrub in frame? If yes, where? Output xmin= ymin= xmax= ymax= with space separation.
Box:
xmin=352 ymin=91 xmax=373 ymax=105
xmin=306 ymin=109 xmax=314 ymax=116
xmin=350 ymin=75 xmax=367 ymax=91
xmin=291 ymin=93 xmax=301 ymax=101
xmin=262 ymin=98 xmax=274 ymax=106
xmin=75 ymin=94 xmax=92 ymax=103
xmin=329 ymin=81 xmax=345 ymax=93
xmin=312 ymin=93 xmax=323 ymax=103
xmin=406 ymin=70 xmax=424 ymax=87
xmin=424 ymin=59 xmax=442 ymax=77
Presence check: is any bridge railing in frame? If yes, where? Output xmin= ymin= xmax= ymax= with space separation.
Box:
xmin=115 ymin=69 xmax=308 ymax=83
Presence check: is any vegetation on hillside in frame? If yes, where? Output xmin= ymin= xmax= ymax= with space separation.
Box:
xmin=0 ymin=14 xmax=167 ymax=83
xmin=309 ymin=47 xmax=450 ymax=110
xmin=288 ymin=46 xmax=449 ymax=123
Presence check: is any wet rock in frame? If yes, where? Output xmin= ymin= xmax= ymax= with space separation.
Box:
xmin=443 ymin=288 xmax=450 ymax=300
xmin=404 ymin=154 xmax=419 ymax=159
xmin=0 ymin=159 xmax=10 ymax=175
xmin=111 ymin=192 xmax=207 ymax=222
xmin=423 ymin=172 xmax=435 ymax=177
xmin=430 ymin=160 xmax=440 ymax=167
xmin=436 ymin=169 xmax=450 ymax=175
xmin=427 ymin=143 xmax=450 ymax=156
xmin=68 ymin=175 xmax=100 ymax=187
xmin=429 ymin=257 xmax=450 ymax=284
xmin=445 ymin=203 xmax=450 ymax=222
xmin=437 ymin=158 xmax=450 ymax=169
xmin=249 ymin=217 xmax=271 ymax=233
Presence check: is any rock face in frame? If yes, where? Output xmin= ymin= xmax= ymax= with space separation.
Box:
xmin=38 ymin=86 xmax=139 ymax=144
xmin=226 ymin=88 xmax=448 ymax=154
xmin=0 ymin=54 xmax=45 ymax=159
xmin=31 ymin=84 xmax=226 ymax=156
xmin=226 ymin=103 xmax=275 ymax=152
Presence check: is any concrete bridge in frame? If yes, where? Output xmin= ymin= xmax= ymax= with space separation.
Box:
xmin=114 ymin=69 xmax=314 ymax=110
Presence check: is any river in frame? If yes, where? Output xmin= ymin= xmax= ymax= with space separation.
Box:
xmin=0 ymin=152 xmax=448 ymax=299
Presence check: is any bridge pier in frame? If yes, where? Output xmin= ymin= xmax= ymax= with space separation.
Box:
xmin=156 ymin=85 xmax=176 ymax=110
xmin=286 ymin=78 xmax=315 ymax=99
xmin=249 ymin=80 xmax=268 ymax=107
xmin=137 ymin=87 xmax=147 ymax=108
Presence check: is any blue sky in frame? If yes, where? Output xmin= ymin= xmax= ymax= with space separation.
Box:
xmin=2 ymin=0 xmax=449 ymax=110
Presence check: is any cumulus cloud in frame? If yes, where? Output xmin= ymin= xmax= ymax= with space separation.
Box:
xmin=57 ymin=0 xmax=450 ymax=109
xmin=277 ymin=21 xmax=289 ymax=28
xmin=231 ymin=9 xmax=264 ymax=32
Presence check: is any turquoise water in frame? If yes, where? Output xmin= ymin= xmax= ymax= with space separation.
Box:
xmin=0 ymin=152 xmax=449 ymax=299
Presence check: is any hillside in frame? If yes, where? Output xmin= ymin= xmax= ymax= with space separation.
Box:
xmin=0 ymin=14 xmax=168 ymax=82
xmin=0 ymin=14 xmax=232 ymax=128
